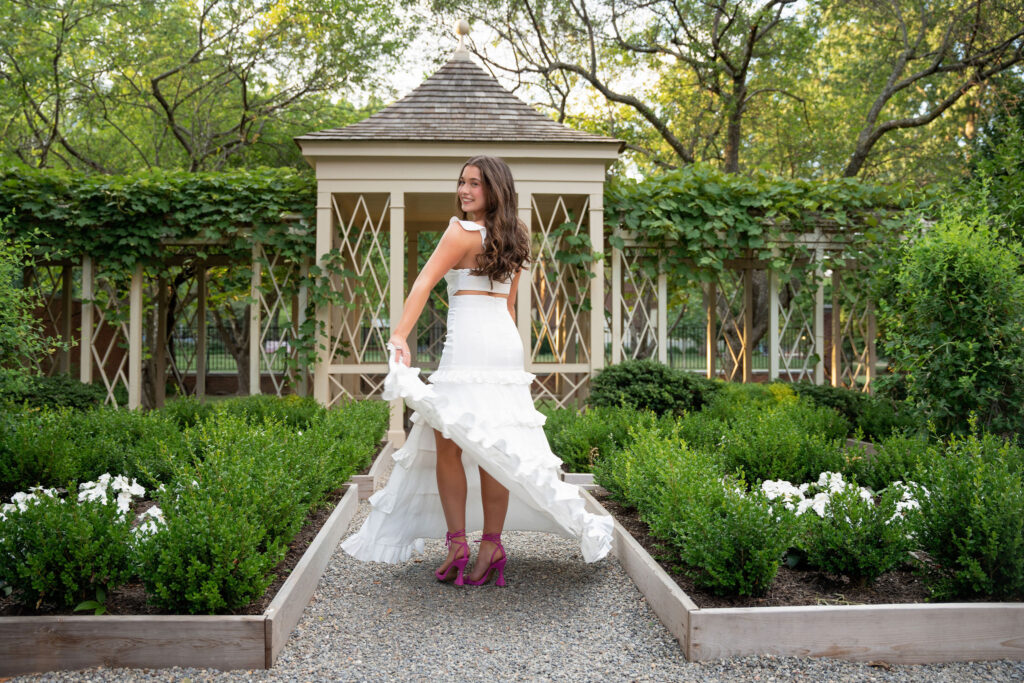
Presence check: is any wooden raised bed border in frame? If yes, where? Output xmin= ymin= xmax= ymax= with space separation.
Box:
xmin=0 ymin=442 xmax=394 ymax=677
xmin=579 ymin=488 xmax=1024 ymax=664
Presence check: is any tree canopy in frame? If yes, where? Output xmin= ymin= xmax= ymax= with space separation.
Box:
xmin=433 ymin=0 xmax=1024 ymax=184
xmin=0 ymin=0 xmax=411 ymax=172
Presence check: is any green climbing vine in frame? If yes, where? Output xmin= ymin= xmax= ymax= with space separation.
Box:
xmin=603 ymin=164 xmax=931 ymax=281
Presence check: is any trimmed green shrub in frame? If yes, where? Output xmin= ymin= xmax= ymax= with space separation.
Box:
xmin=673 ymin=478 xmax=796 ymax=596
xmin=136 ymin=400 xmax=386 ymax=614
xmin=801 ymin=483 xmax=915 ymax=586
xmin=0 ymin=371 xmax=107 ymax=411
xmin=591 ymin=420 xmax=686 ymax=509
xmin=913 ymin=427 xmax=1024 ymax=600
xmin=0 ymin=407 xmax=187 ymax=493
xmin=595 ymin=423 xmax=795 ymax=596
xmin=0 ymin=484 xmax=136 ymax=608
xmin=136 ymin=414 xmax=309 ymax=613
xmin=702 ymin=382 xmax=798 ymax=423
xmin=847 ymin=432 xmax=936 ymax=492
xmin=717 ymin=400 xmax=848 ymax=485
xmin=789 ymin=381 xmax=919 ymax=440
xmin=544 ymin=405 xmax=670 ymax=473
xmin=587 ymin=359 xmax=719 ymax=416
xmin=875 ymin=199 xmax=1024 ymax=436
xmin=160 ymin=396 xmax=214 ymax=428
xmin=217 ymin=393 xmax=325 ymax=429
xmin=674 ymin=408 xmax=729 ymax=452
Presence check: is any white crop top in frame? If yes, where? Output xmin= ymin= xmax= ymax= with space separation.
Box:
xmin=443 ymin=218 xmax=513 ymax=296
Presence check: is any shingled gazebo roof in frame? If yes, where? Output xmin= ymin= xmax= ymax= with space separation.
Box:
xmin=296 ymin=50 xmax=622 ymax=147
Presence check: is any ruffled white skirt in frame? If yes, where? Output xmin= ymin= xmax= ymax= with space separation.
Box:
xmin=340 ymin=294 xmax=613 ymax=564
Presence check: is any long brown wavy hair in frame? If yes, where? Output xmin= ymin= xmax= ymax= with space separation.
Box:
xmin=457 ymin=155 xmax=532 ymax=282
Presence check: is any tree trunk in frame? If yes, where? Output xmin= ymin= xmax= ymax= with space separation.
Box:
xmin=211 ymin=306 xmax=251 ymax=395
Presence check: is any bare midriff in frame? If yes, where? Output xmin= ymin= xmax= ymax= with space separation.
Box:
xmin=454 ymin=290 xmax=509 ymax=298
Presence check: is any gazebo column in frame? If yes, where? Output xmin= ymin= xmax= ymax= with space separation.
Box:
xmin=610 ymin=237 xmax=621 ymax=365
xmin=388 ymin=189 xmax=406 ymax=444
xmin=516 ymin=192 xmax=532 ymax=360
xmin=249 ymin=244 xmax=262 ymax=395
xmin=406 ymin=230 xmax=419 ymax=366
xmin=831 ymin=269 xmax=841 ymax=387
xmin=80 ymin=256 xmax=94 ymax=384
xmin=589 ymin=192 xmax=605 ymax=372
xmin=769 ymin=270 xmax=780 ymax=381
xmin=128 ymin=263 xmax=143 ymax=410
xmin=657 ymin=255 xmax=668 ymax=364
xmin=154 ymin=276 xmax=168 ymax=408
xmin=814 ymin=259 xmax=825 ymax=385
xmin=866 ymin=301 xmax=877 ymax=393
xmin=313 ymin=190 xmax=332 ymax=405
xmin=196 ymin=266 xmax=207 ymax=399
xmin=705 ymin=281 xmax=717 ymax=379
xmin=742 ymin=267 xmax=753 ymax=383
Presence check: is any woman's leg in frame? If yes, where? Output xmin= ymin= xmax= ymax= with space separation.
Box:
xmin=467 ymin=466 xmax=509 ymax=581
xmin=434 ymin=429 xmax=468 ymax=573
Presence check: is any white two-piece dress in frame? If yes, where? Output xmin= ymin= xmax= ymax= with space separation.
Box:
xmin=340 ymin=218 xmax=613 ymax=564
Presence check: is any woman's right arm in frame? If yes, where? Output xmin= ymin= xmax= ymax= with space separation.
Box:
xmin=387 ymin=219 xmax=475 ymax=365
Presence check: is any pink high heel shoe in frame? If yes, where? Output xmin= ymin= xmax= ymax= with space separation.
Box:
xmin=466 ymin=533 xmax=506 ymax=587
xmin=435 ymin=529 xmax=469 ymax=585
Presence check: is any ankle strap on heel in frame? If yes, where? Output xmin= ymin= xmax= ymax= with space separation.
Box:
xmin=445 ymin=529 xmax=467 ymax=549
xmin=476 ymin=532 xmax=502 ymax=545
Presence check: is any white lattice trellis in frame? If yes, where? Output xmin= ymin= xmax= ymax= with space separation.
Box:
xmin=89 ymin=275 xmax=133 ymax=406
xmin=712 ymin=269 xmax=749 ymax=382
xmin=770 ymin=267 xmax=822 ymax=383
xmin=326 ymin=194 xmax=391 ymax=405
xmin=327 ymin=372 xmax=387 ymax=409
xmin=833 ymin=270 xmax=876 ymax=392
xmin=253 ymin=244 xmax=302 ymax=397
xmin=530 ymin=195 xmax=591 ymax=365
xmin=619 ymin=248 xmax=660 ymax=361
xmin=529 ymin=195 xmax=593 ymax=407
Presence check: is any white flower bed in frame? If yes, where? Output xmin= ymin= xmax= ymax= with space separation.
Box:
xmin=760 ymin=471 xmax=923 ymax=523
xmin=1 ymin=473 xmax=162 ymax=533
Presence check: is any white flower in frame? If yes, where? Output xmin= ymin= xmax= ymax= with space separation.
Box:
xmin=115 ymin=492 xmax=134 ymax=514
xmin=817 ymin=471 xmax=846 ymax=492
xmin=796 ymin=491 xmax=832 ymax=517
xmin=111 ymin=475 xmax=145 ymax=498
xmin=761 ymin=479 xmax=805 ymax=502
xmin=857 ymin=487 xmax=874 ymax=503
xmin=133 ymin=506 xmax=166 ymax=536
xmin=78 ymin=478 xmax=109 ymax=504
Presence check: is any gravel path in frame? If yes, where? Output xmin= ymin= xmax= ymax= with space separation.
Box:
xmin=13 ymin=459 xmax=1024 ymax=682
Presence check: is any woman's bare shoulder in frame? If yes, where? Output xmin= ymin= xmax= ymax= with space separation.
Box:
xmin=448 ymin=216 xmax=484 ymax=232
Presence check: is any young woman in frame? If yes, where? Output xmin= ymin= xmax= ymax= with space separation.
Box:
xmin=341 ymin=155 xmax=612 ymax=586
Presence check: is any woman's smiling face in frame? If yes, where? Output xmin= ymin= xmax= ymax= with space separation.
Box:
xmin=458 ymin=165 xmax=487 ymax=217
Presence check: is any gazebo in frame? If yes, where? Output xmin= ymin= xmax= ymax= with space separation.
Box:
xmin=296 ymin=38 xmax=623 ymax=443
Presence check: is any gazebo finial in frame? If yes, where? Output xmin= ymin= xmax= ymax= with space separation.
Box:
xmin=454 ymin=19 xmax=471 ymax=54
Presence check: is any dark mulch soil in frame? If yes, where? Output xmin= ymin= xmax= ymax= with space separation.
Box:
xmin=592 ymin=490 xmax=933 ymax=609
